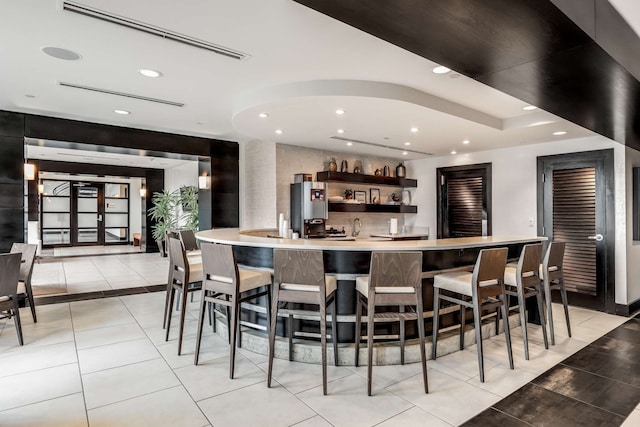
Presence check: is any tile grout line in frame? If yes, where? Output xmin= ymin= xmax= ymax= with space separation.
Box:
xmin=68 ymin=302 xmax=92 ymax=427
xmin=117 ymin=294 xmax=214 ymax=426
xmin=485 ymin=406 xmax=536 ymax=427
xmin=558 ymin=361 xmax=640 ymax=391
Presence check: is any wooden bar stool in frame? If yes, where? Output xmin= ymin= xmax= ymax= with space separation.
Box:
xmin=354 ymin=251 xmax=428 ymax=396
xmin=542 ymin=241 xmax=570 ymax=345
xmin=194 ymin=242 xmax=272 ymax=378
xmin=432 ymin=247 xmax=513 ymax=382
xmin=268 ymin=249 xmax=338 ymax=395
xmin=501 ymin=243 xmax=549 ymax=359
xmin=164 ymin=237 xmax=203 ymax=355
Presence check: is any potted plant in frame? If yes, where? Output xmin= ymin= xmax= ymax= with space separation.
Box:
xmin=179 ymin=185 xmax=199 ymax=231
xmin=148 ymin=189 xmax=179 ymax=256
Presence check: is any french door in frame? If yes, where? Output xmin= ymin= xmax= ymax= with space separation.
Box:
xmin=72 ymin=183 xmax=104 ymax=245
xmin=537 ymin=149 xmax=615 ymax=312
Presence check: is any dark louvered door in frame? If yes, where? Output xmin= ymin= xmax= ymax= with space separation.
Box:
xmin=539 ymin=150 xmax=615 ymax=312
xmin=437 ymin=164 xmax=491 ymax=238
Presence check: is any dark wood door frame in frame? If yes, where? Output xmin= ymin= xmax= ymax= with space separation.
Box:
xmin=536 ymin=149 xmax=615 ymax=313
xmin=437 ymin=163 xmax=492 ymax=239
xmin=71 ymin=182 xmax=105 ymax=246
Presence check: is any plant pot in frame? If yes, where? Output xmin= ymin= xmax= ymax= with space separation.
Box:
xmin=156 ymin=239 xmax=167 ymax=257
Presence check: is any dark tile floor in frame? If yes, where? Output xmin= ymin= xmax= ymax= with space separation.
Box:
xmin=463 ymin=317 xmax=640 ymax=426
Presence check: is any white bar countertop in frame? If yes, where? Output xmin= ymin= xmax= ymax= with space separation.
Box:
xmin=196 ymin=228 xmax=546 ymax=252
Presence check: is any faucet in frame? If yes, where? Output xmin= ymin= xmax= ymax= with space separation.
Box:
xmin=352 ymin=218 xmax=362 ymax=237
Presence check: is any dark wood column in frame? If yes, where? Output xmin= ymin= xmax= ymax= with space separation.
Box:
xmin=0 ymin=111 xmax=26 ymax=252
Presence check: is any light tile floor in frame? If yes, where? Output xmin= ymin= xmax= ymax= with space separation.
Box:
xmin=0 ymin=294 xmax=630 ymax=427
xmin=32 ymin=252 xmax=169 ymax=296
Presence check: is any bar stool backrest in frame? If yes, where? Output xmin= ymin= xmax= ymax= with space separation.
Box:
xmin=0 ymin=253 xmax=22 ymax=300
xmin=543 ymin=241 xmax=566 ymax=282
xmin=201 ymin=243 xmax=239 ymax=295
xmin=368 ymin=251 xmax=422 ymax=301
xmin=168 ymin=237 xmax=189 ymax=285
xmin=179 ymin=229 xmax=199 ymax=251
xmin=274 ymin=249 xmax=325 ymax=290
xmin=10 ymin=243 xmax=37 ymax=284
xmin=517 ymin=243 xmax=543 ymax=288
xmin=473 ymin=247 xmax=508 ymax=299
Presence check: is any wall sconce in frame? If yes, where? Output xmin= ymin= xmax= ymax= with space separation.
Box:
xmin=24 ymin=163 xmax=36 ymax=180
xmin=198 ymin=174 xmax=211 ymax=190
xmin=139 ymin=184 xmax=147 ymax=197
xmin=38 ymin=181 xmax=44 ymax=195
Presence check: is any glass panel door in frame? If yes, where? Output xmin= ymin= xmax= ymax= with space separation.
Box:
xmin=72 ymin=183 xmax=104 ymax=245
xmin=41 ymin=180 xmax=71 ymax=245
xmin=104 ymin=183 xmax=129 ymax=243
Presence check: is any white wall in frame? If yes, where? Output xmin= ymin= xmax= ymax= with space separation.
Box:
xmin=243 ymin=139 xmax=278 ymax=229
xmin=164 ymin=161 xmax=199 ymax=228
xmin=626 ymin=146 xmax=640 ymax=304
xmin=406 ymin=135 xmax=631 ymax=304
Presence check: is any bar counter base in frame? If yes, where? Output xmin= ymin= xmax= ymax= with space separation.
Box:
xmin=207 ymin=311 xmax=523 ymax=366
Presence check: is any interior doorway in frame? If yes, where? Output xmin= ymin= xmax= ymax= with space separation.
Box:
xmin=537 ymin=149 xmax=615 ymax=313
xmin=437 ymin=163 xmax=492 ymax=238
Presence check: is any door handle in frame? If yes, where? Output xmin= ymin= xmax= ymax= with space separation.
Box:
xmin=587 ymin=234 xmax=603 ymax=241
xmin=97 ymin=214 xmax=103 ymax=222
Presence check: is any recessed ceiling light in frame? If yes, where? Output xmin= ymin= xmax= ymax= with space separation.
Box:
xmin=404 ymin=142 xmax=411 ymax=146
xmin=346 ymin=142 xmax=353 ymax=146
xmin=463 ymin=139 xmax=470 ymax=144
xmin=138 ymin=69 xmax=162 ymax=78
xmin=335 ymin=109 xmax=345 ymax=115
xmin=42 ymin=46 xmax=82 ymax=61
xmin=402 ymin=151 xmax=408 ymax=155
xmin=523 ymin=105 xmax=537 ymax=111
xmin=114 ymin=109 xmax=130 ymax=115
xmin=553 ymin=131 xmax=567 ymax=136
xmin=410 ymin=127 xmax=419 ymax=133
xmin=258 ymin=112 xmax=269 ymax=118
xmin=432 ymin=65 xmax=451 ymax=74
xmin=275 ymin=129 xmax=283 ymax=134
xmin=337 ymin=129 xmax=345 ymax=134
xmin=451 ymin=150 xmax=457 ymax=155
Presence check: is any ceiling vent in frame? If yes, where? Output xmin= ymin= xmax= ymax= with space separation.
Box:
xmin=62 ymin=1 xmax=249 ymax=60
xmin=58 ymin=81 xmax=184 ymax=107
xmin=330 ymin=136 xmax=433 ymax=156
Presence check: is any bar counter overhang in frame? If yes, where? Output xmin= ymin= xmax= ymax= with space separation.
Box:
xmin=196 ymin=229 xmax=546 ymax=365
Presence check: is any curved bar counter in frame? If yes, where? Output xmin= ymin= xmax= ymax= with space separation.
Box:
xmin=196 ymin=229 xmax=546 ymax=364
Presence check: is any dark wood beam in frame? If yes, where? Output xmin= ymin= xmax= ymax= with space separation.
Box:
xmin=294 ymin=0 xmax=640 ymax=150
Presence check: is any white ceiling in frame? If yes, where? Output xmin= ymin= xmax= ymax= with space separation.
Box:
xmin=1 ymin=1 xmax=637 ymax=161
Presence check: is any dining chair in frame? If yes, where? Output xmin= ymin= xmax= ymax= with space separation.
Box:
xmin=0 ymin=253 xmax=25 ymax=345
xmin=10 ymin=243 xmax=38 ymax=323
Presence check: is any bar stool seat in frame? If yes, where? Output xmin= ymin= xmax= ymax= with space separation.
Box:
xmin=432 ymin=247 xmax=513 ymax=383
xmin=355 ymin=277 xmax=414 ymax=294
xmin=281 ymin=276 xmax=337 ymax=295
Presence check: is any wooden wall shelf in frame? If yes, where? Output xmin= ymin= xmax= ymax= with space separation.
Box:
xmin=316 ymin=171 xmax=417 ymax=188
xmin=329 ymin=202 xmax=417 ymax=214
